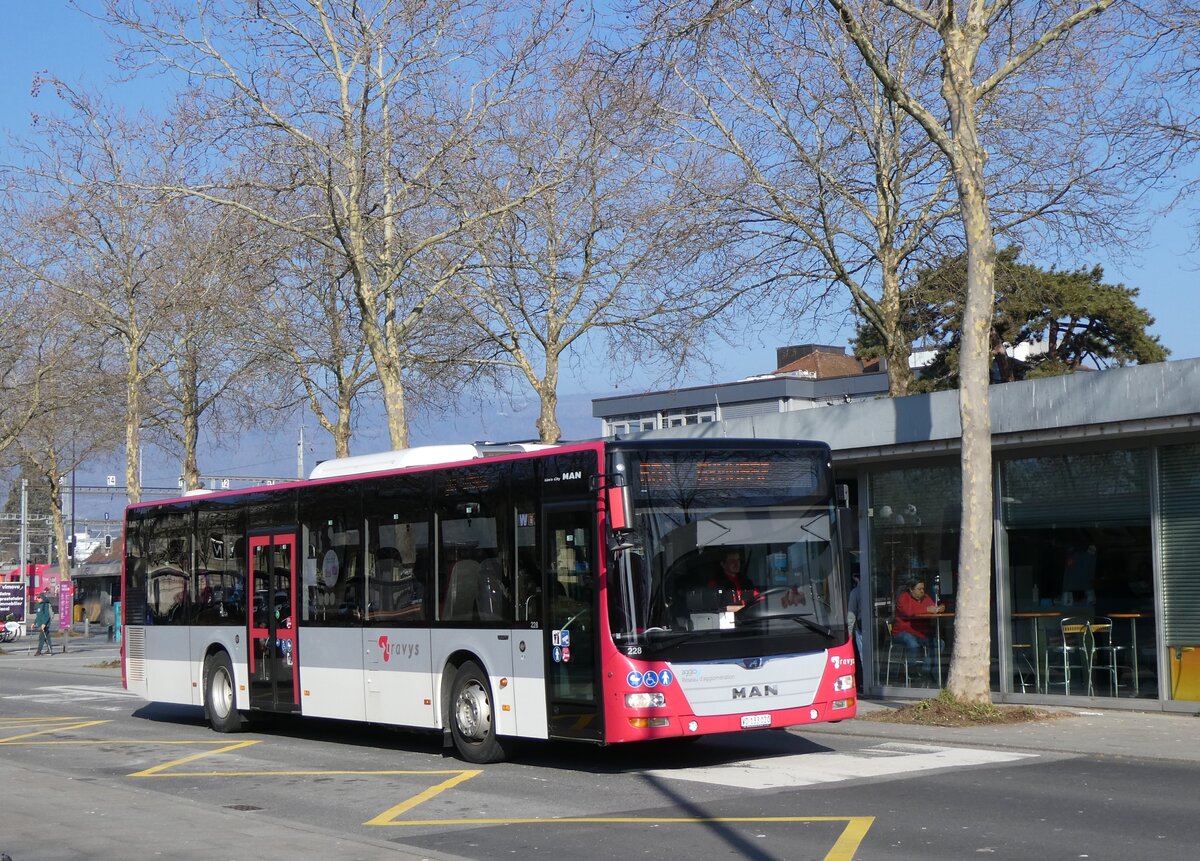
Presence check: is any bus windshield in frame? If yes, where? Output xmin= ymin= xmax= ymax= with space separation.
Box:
xmin=607 ymin=445 xmax=849 ymax=658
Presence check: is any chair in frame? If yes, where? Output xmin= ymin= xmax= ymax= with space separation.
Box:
xmin=1011 ymin=638 xmax=1037 ymax=694
xmin=1047 ymin=617 xmax=1090 ymax=695
xmin=884 ymin=620 xmax=926 ymax=687
xmin=1088 ymin=617 xmax=1126 ymax=697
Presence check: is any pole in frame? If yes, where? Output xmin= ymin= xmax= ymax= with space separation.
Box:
xmin=70 ymin=468 xmax=76 ymax=570
xmin=19 ymin=479 xmax=28 ymax=600
xmin=297 ymin=426 xmax=305 ymax=479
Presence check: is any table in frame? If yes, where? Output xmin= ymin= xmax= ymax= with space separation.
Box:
xmin=914 ymin=611 xmax=954 ymax=687
xmin=1011 ymin=613 xmax=1060 ymax=694
xmin=1107 ymin=613 xmax=1147 ymax=697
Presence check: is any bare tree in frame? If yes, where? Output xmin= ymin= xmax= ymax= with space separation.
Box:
xmin=0 ymin=286 xmax=121 ymax=572
xmin=820 ymin=0 xmax=1134 ymax=703
xmin=142 ymin=202 xmax=282 ymax=490
xmin=102 ymin=0 xmax=570 ymax=450
xmin=657 ymin=5 xmax=958 ymax=396
xmin=458 ymin=46 xmax=748 ymax=442
xmin=260 ymin=235 xmax=379 ymax=459
xmin=1147 ymin=3 xmax=1200 ymax=234
xmin=639 ymin=0 xmax=1154 ymax=703
xmin=1 ymin=81 xmax=194 ymax=504
xmin=0 ymin=283 xmax=54 ymax=455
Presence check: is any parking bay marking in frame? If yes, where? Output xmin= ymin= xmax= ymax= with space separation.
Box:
xmin=2 ymin=723 xmax=874 ymax=860
xmin=642 ymin=742 xmax=1037 ymax=789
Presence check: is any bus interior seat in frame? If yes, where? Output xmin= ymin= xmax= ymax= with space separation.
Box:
xmin=477 ymin=557 xmax=509 ymax=621
xmin=445 ymin=559 xmax=480 ymax=620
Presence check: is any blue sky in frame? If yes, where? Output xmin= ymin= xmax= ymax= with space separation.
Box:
xmin=4 ymin=3 xmax=1198 ymax=501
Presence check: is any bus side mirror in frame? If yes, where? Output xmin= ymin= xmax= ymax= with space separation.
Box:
xmin=592 ymin=473 xmax=634 ymax=534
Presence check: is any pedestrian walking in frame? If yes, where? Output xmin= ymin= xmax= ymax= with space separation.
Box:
xmin=34 ymin=591 xmax=54 ymax=655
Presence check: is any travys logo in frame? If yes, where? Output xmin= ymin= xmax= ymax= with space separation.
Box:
xmin=378 ymin=635 xmax=420 ymax=662
xmin=830 ymin=655 xmax=856 ymax=669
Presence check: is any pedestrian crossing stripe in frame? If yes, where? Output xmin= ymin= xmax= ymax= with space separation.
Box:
xmin=2 ymin=684 xmax=140 ymax=703
xmin=642 ymin=741 xmax=1036 ymax=789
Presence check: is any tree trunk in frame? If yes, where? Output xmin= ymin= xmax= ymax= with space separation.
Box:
xmin=181 ymin=351 xmax=202 ymax=491
xmin=47 ymin=461 xmax=69 ymax=576
xmin=942 ymin=45 xmax=995 ymax=706
xmin=334 ymin=394 xmax=353 ymax=459
xmin=181 ymin=411 xmax=201 ymax=491
xmin=880 ymin=260 xmax=914 ymax=397
xmin=124 ymin=344 xmax=142 ymax=505
xmin=536 ymin=355 xmax=561 ymax=444
xmin=377 ymin=359 xmax=410 ymax=450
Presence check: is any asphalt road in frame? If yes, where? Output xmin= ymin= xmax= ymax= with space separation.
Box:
xmin=3 ymin=645 xmax=1198 ymax=861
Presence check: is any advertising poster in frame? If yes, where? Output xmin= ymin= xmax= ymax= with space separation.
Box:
xmin=59 ymin=581 xmax=74 ymax=631
xmin=0 ymin=582 xmax=26 ymax=622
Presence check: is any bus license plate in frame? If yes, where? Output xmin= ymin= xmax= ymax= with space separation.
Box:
xmin=741 ymin=714 xmax=772 ymax=728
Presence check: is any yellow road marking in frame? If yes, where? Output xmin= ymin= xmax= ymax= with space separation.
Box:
xmin=0 ymin=720 xmax=110 ymax=742
xmin=3 ymin=721 xmax=874 ymax=859
xmin=369 ymin=812 xmax=873 ymax=861
xmin=158 ymin=769 xmax=476 ymax=777
xmin=130 ymin=740 xmax=262 ymax=777
xmin=364 ymin=770 xmax=484 ymax=826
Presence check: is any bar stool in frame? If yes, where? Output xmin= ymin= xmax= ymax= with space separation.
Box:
xmin=1088 ymin=617 xmax=1126 ymax=697
xmin=1047 ymin=617 xmax=1089 ymax=695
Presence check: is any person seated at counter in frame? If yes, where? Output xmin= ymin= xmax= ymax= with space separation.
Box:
xmin=892 ymin=578 xmax=946 ymax=680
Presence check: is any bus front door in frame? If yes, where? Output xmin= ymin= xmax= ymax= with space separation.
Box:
xmin=248 ymin=533 xmax=299 ymax=713
xmin=544 ymin=506 xmax=601 ymax=741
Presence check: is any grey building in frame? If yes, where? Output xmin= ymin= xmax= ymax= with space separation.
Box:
xmin=595 ymin=356 xmax=1200 ymax=712
xmin=594 ymin=344 xmax=890 ymax=435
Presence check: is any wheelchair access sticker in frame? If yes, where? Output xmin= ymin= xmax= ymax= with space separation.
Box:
xmin=626 ymin=669 xmax=673 ymax=688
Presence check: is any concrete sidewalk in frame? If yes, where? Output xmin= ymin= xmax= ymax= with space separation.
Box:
xmin=798 ymin=698 xmax=1200 ymax=763
xmin=1 ymin=623 xmax=120 ymax=657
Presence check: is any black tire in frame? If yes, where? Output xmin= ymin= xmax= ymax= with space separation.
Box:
xmin=449 ymin=660 xmax=506 ymax=764
xmin=203 ymin=651 xmax=246 ymax=733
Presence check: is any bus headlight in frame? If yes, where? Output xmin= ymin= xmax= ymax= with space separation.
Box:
xmin=625 ymin=692 xmax=667 ymax=709
xmin=833 ymin=674 xmax=855 ymax=692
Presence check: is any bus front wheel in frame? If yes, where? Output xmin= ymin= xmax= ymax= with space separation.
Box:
xmin=450 ymin=660 xmax=506 ymax=764
xmin=204 ymin=651 xmax=246 ymax=733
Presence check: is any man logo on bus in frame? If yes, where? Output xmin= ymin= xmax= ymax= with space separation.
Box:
xmin=732 ymin=685 xmax=778 ymax=699
xmin=562 ymin=470 xmax=582 ymax=481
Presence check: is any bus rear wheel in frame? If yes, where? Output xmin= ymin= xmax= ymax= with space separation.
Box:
xmin=450 ymin=660 xmax=506 ymax=764
xmin=204 ymin=651 xmax=246 ymax=733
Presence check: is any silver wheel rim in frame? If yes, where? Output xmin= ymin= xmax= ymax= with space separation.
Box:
xmin=211 ymin=666 xmax=234 ymax=719
xmin=454 ymin=678 xmax=492 ymax=742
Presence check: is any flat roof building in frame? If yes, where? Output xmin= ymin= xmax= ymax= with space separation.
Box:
xmin=595 ymin=356 xmax=1200 ymax=711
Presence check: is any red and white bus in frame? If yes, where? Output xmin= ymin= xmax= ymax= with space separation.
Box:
xmin=122 ymin=438 xmax=857 ymax=762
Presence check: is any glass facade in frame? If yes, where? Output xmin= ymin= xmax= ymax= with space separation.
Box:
xmin=868 ymin=465 xmax=961 ymax=689
xmin=859 ymin=444 xmax=1190 ymax=703
xmin=1000 ymin=450 xmax=1156 ymax=699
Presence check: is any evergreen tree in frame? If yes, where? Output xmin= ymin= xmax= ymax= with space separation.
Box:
xmin=854 ymin=248 xmax=1168 ymax=393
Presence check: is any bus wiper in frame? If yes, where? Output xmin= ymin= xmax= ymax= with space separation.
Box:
xmin=740 ymin=614 xmax=837 ymax=639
